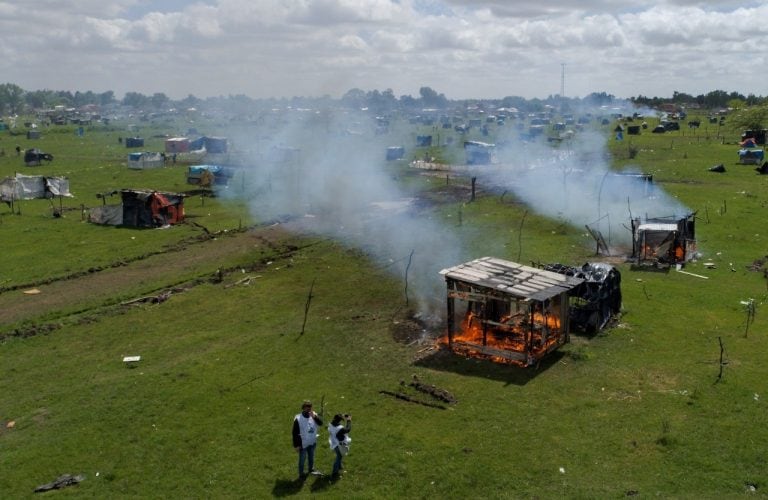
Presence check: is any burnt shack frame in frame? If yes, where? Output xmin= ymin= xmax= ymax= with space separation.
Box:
xmin=440 ymin=257 xmax=584 ymax=367
xmin=631 ymin=212 xmax=696 ymax=267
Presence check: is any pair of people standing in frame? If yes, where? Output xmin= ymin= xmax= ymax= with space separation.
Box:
xmin=292 ymin=400 xmax=352 ymax=480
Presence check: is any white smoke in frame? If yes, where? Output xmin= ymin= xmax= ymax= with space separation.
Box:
xmin=226 ymin=107 xmax=689 ymax=316
xmin=479 ymin=128 xmax=690 ymax=250
xmin=231 ymin=109 xmax=467 ymax=316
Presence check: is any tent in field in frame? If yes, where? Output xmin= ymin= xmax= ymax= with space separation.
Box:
xmin=186 ymin=164 xmax=238 ymax=186
xmin=165 ymin=137 xmax=190 ymax=153
xmin=738 ymin=148 xmax=764 ymax=165
xmin=204 ymin=136 xmax=228 ymax=154
xmin=128 ymin=151 xmax=165 ymax=169
xmin=89 ymin=189 xmax=184 ymax=228
xmin=125 ymin=137 xmax=144 ymax=148
xmin=464 ymin=141 xmax=496 ymax=165
xmin=0 ymin=174 xmax=72 ymax=202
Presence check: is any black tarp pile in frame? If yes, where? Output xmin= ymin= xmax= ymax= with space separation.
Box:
xmin=544 ymin=262 xmax=622 ymax=333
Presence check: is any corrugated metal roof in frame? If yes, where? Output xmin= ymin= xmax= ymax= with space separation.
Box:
xmin=440 ymin=257 xmax=583 ymax=302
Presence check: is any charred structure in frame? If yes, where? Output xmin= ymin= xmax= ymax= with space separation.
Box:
xmin=440 ymin=257 xmax=584 ymax=367
xmin=631 ymin=213 xmax=696 ymax=266
xmin=543 ymin=262 xmax=622 ymax=333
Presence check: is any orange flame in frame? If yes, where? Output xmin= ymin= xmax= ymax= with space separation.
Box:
xmin=439 ymin=310 xmax=564 ymax=366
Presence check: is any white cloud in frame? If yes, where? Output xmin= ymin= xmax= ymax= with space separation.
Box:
xmin=0 ymin=0 xmax=766 ymax=99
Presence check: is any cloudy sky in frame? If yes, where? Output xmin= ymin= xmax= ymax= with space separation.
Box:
xmin=2 ymin=0 xmax=766 ymax=100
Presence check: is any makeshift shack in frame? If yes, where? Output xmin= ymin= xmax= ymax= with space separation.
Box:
xmin=742 ymin=129 xmax=767 ymax=145
xmin=165 ymin=137 xmax=190 ymax=153
xmin=464 ymin=141 xmax=496 ymax=165
xmin=416 ymin=135 xmax=432 ymax=147
xmin=186 ymin=165 xmax=236 ymax=186
xmin=24 ymin=148 xmax=54 ymax=166
xmin=0 ymin=174 xmax=72 ymax=202
xmin=386 ymin=146 xmax=405 ymax=161
xmin=603 ymin=172 xmax=654 ymax=198
xmin=631 ymin=213 xmax=696 ymax=266
xmin=128 ymin=152 xmax=165 ymax=169
xmin=89 ymin=189 xmax=184 ymax=228
xmin=204 ymin=136 xmax=228 ymax=154
xmin=125 ymin=137 xmax=144 ymax=148
xmin=440 ymin=257 xmax=584 ymax=367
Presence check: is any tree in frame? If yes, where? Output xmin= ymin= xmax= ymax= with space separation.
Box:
xmin=99 ymin=91 xmax=116 ymax=106
xmin=728 ymin=105 xmax=768 ymax=132
xmin=0 ymin=83 xmax=25 ymax=114
xmin=178 ymin=94 xmax=202 ymax=110
xmin=25 ymin=89 xmax=60 ymax=109
xmin=584 ymin=92 xmax=615 ymax=107
xmin=418 ymin=86 xmax=448 ymax=108
xmin=727 ymin=98 xmax=746 ymax=111
xmin=340 ymin=88 xmax=366 ymax=109
xmin=122 ymin=91 xmax=149 ymax=108
xmin=151 ymin=92 xmax=170 ymax=110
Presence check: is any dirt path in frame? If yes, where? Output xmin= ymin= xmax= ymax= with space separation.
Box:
xmin=0 ymin=224 xmax=296 ymax=330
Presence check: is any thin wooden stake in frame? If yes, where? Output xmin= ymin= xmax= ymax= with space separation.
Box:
xmin=744 ymin=299 xmax=756 ymax=338
xmin=517 ymin=210 xmax=528 ymax=262
xmin=300 ymin=278 xmax=316 ymax=335
xmin=716 ymin=336 xmax=725 ymax=383
xmin=404 ymin=250 xmax=414 ymax=307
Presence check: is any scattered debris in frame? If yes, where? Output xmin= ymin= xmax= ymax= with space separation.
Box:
xmin=676 ymin=268 xmax=709 ymax=279
xmin=379 ymin=390 xmax=447 ymax=410
xmin=224 ymin=275 xmax=259 ymax=288
xmin=34 ymin=474 xmax=84 ymax=493
xmin=747 ymin=256 xmax=768 ymax=272
xmin=708 ymin=164 xmax=726 ymax=173
xmin=407 ymin=375 xmax=457 ymax=404
xmin=121 ymin=290 xmax=174 ymax=306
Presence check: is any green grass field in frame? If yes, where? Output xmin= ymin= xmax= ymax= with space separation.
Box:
xmin=1 ymin=111 xmax=767 ymax=498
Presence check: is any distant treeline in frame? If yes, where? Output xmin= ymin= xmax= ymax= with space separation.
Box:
xmin=630 ymin=90 xmax=766 ymax=110
xmin=0 ymin=82 xmax=765 ymax=116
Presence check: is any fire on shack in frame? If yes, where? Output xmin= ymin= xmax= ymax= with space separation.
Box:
xmin=439 ymin=257 xmax=585 ymax=367
xmin=631 ymin=213 xmax=696 ymax=267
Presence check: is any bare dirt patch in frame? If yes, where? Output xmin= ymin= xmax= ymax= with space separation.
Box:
xmin=0 ymin=224 xmax=297 ymax=332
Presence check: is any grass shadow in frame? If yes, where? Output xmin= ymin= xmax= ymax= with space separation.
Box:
xmin=309 ymin=475 xmax=334 ymax=493
xmin=413 ymin=347 xmax=564 ymax=386
xmin=271 ymin=477 xmax=305 ymax=497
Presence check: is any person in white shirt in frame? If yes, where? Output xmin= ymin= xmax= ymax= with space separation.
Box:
xmin=292 ymin=400 xmax=323 ymax=479
xmin=328 ymin=413 xmax=352 ymax=479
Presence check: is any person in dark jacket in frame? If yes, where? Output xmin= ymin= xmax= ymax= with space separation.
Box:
xmin=292 ymin=400 xmax=323 ymax=479
xmin=328 ymin=413 xmax=352 ymax=479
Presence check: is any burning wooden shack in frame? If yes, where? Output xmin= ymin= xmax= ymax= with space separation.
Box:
xmin=440 ymin=257 xmax=584 ymax=367
xmin=631 ymin=213 xmax=696 ymax=266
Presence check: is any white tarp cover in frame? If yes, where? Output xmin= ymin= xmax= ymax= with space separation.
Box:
xmin=89 ymin=204 xmax=123 ymax=225
xmin=128 ymin=152 xmax=165 ymax=169
xmin=0 ymin=174 xmax=72 ymax=201
xmin=45 ymin=177 xmax=71 ymax=197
